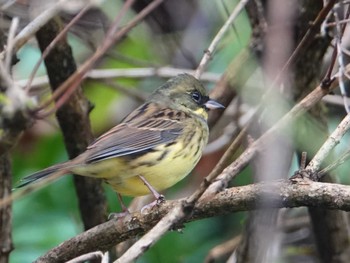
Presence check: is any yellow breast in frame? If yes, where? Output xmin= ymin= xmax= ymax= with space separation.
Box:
xmin=72 ymin=118 xmax=209 ymax=196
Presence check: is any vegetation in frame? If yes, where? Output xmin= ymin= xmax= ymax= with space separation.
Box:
xmin=1 ymin=1 xmax=350 ymax=262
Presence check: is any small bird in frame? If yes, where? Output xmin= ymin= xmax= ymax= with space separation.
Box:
xmin=18 ymin=74 xmax=224 ymax=209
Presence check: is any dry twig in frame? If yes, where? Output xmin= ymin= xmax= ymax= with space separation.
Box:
xmin=194 ymin=0 xmax=249 ymax=78
xmin=35 ymin=179 xmax=350 ymax=262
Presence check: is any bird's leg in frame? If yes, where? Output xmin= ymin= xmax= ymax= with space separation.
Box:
xmin=138 ymin=175 xmax=165 ymax=213
xmin=117 ymin=193 xmax=130 ymax=213
xmin=138 ymin=175 xmax=165 ymax=202
xmin=108 ymin=193 xmax=130 ymax=220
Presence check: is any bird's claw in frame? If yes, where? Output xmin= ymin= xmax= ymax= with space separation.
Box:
xmin=140 ymin=195 xmax=165 ymax=214
xmin=108 ymin=210 xmax=130 ymax=220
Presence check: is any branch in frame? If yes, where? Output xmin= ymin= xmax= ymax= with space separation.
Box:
xmin=206 ymin=79 xmax=337 ymax=196
xmin=0 ymin=153 xmax=13 ymax=262
xmin=194 ymin=0 xmax=249 ymax=78
xmin=34 ymin=0 xmax=164 ymax=117
xmin=25 ymin=4 xmax=92 ymax=92
xmin=18 ymin=67 xmax=220 ymax=91
xmin=35 ymin=16 xmax=107 ymax=229
xmin=275 ymin=0 xmax=337 ymax=85
xmin=36 ymin=179 xmax=350 ymax=262
xmin=12 ymin=0 xmax=81 ymax=51
xmin=306 ymin=112 xmax=350 ymax=178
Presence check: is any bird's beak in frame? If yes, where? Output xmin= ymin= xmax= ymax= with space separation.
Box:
xmin=204 ymin=99 xmax=225 ymax=110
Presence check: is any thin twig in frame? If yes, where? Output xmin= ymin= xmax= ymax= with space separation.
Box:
xmin=5 ymin=17 xmax=19 ymax=71
xmin=66 ymin=251 xmax=108 ymax=263
xmin=19 ymin=68 xmax=221 ymax=91
xmin=323 ymin=94 xmax=350 ymax=107
xmin=87 ymin=68 xmax=221 ymax=82
xmin=0 ymin=0 xmax=16 ymax=10
xmin=194 ymin=0 xmax=249 ymax=78
xmin=333 ymin=3 xmax=350 ymax=112
xmin=0 ymin=58 xmax=14 ymax=88
xmin=34 ymin=0 xmax=137 ymax=115
xmin=35 ymin=0 xmax=164 ymax=118
xmin=306 ymin=113 xmax=350 ymax=179
xmin=300 ymin=152 xmax=307 ymax=170
xmin=25 ymin=4 xmax=92 ymax=92
xmin=276 ymin=0 xmax=337 ymax=86
xmin=204 ymin=236 xmax=241 ymax=263
xmin=318 ymin=149 xmax=350 ymax=177
xmin=12 ymin=0 xmax=68 ymax=51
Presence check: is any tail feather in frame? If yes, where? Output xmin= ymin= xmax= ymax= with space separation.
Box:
xmin=16 ymin=163 xmax=70 ymax=188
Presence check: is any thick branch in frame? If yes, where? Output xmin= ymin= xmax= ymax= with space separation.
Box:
xmin=290 ymin=1 xmax=349 ymax=262
xmin=0 ymin=154 xmax=13 ymax=263
xmin=35 ymin=17 xmax=107 ymax=229
xmin=36 ymin=180 xmax=350 ymax=263
xmin=0 ymin=22 xmax=28 ymax=263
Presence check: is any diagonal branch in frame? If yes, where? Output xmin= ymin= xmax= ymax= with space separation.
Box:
xmin=306 ymin=112 xmax=350 ymax=178
xmin=194 ymin=0 xmax=249 ymax=78
xmin=35 ymin=0 xmax=164 ymax=118
xmin=35 ymin=16 xmax=107 ymax=230
xmin=36 ymin=179 xmax=350 ymax=262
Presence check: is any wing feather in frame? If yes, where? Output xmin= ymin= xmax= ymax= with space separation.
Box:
xmin=85 ymin=106 xmax=184 ymax=163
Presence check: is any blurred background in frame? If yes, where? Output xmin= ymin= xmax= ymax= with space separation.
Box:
xmin=6 ymin=0 xmax=251 ymax=262
xmin=2 ymin=0 xmax=350 ymax=262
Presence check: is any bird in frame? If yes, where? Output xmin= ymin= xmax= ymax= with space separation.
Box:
xmin=17 ymin=74 xmax=224 ymax=210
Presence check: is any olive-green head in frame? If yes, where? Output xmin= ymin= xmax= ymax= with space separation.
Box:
xmin=151 ymin=74 xmax=224 ymax=119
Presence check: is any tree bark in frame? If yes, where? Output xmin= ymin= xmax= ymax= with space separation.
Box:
xmin=35 ymin=17 xmax=107 ymax=230
xmin=34 ymin=180 xmax=350 ymax=263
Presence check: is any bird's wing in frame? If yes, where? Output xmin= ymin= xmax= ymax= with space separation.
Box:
xmin=85 ymin=106 xmax=185 ymax=163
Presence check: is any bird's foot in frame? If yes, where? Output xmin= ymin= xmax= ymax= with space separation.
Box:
xmin=108 ymin=211 xmax=130 ymax=220
xmin=141 ymin=194 xmax=165 ymax=214
xmin=108 ymin=193 xmax=131 ymax=220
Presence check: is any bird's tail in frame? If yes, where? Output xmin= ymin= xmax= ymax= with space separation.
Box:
xmin=16 ymin=162 xmax=71 ymax=188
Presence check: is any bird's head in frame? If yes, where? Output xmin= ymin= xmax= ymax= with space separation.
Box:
xmin=151 ymin=74 xmax=224 ymax=120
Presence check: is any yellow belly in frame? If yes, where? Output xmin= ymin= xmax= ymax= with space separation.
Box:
xmin=109 ymin=143 xmax=201 ymax=196
xmin=71 ymin=125 xmax=208 ymax=196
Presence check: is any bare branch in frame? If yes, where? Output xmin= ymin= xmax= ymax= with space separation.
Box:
xmin=66 ymin=251 xmax=108 ymax=263
xmin=194 ymin=0 xmax=249 ymax=78
xmin=206 ymin=78 xmax=338 ymax=196
xmin=4 ymin=17 xmax=18 ymax=71
xmin=13 ymin=0 xmax=68 ymax=51
xmin=306 ymin=113 xmax=350 ymax=178
xmin=35 ymin=0 xmax=164 ymax=117
xmin=25 ymin=4 xmax=92 ymax=92
xmin=18 ymin=67 xmax=220 ymax=91
xmin=35 ymin=179 xmax=350 ymax=262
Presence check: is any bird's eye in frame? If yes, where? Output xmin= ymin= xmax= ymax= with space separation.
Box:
xmin=191 ymin=91 xmax=202 ymax=103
